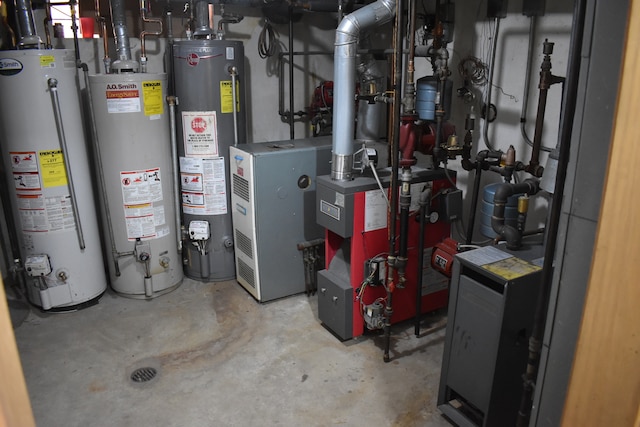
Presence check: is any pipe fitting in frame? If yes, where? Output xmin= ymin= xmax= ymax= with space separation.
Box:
xmin=491 ymin=179 xmax=540 ymax=249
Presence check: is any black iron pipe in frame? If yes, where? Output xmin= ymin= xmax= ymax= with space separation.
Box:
xmin=383 ymin=0 xmax=403 ymax=364
xmin=414 ymin=188 xmax=431 ymax=336
xmin=516 ymin=0 xmax=587 ymax=424
xmin=465 ymin=162 xmax=483 ymax=245
xmin=491 ymin=179 xmax=540 ymax=249
xmin=289 ymin=6 xmax=295 ymax=139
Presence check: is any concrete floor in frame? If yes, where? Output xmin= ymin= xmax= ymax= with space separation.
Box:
xmin=10 ymin=278 xmax=452 ymax=427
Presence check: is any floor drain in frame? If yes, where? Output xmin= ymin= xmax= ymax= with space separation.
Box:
xmin=130 ymin=367 xmax=157 ymax=383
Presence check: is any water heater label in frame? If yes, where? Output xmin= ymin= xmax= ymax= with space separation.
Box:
xmin=106 ymin=83 xmax=141 ymax=113
xmin=0 ymin=58 xmax=23 ymax=76
xmin=38 ymin=150 xmax=68 ymax=188
xmin=120 ymin=168 xmax=165 ymax=241
xmin=220 ymin=81 xmax=240 ymax=114
xmin=182 ymin=111 xmax=218 ymax=157
xmin=180 ymin=157 xmax=227 ymax=215
xmin=39 ymin=55 xmax=56 ymax=68
xmin=142 ymin=80 xmax=164 ymax=117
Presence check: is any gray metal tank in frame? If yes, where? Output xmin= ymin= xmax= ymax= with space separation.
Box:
xmin=172 ymin=39 xmax=247 ymax=281
xmin=88 ymin=72 xmax=183 ymax=297
xmin=0 ymin=49 xmax=107 ymax=310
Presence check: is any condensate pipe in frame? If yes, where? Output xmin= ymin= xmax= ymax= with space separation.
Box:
xmin=47 ymin=78 xmax=86 ymax=251
xmin=140 ymin=0 xmax=164 ymax=73
xmin=331 ymin=0 xmax=396 ymax=181
xmin=167 ymin=96 xmax=183 ymax=252
xmin=491 ymin=179 xmax=540 ymax=250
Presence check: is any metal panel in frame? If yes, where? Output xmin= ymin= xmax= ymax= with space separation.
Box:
xmin=231 ymin=138 xmax=332 ymax=302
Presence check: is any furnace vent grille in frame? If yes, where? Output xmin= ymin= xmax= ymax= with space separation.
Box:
xmin=235 ymin=229 xmax=253 ymax=259
xmin=237 ymin=258 xmax=255 ymax=289
xmin=233 ymin=174 xmax=250 ymax=202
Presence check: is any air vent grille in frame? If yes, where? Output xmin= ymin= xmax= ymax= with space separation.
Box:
xmin=233 ymin=174 xmax=250 ymax=202
xmin=237 ymin=258 xmax=255 ymax=289
xmin=235 ymin=229 xmax=253 ymax=259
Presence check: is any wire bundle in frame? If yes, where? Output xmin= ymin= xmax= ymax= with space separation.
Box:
xmin=258 ymin=20 xmax=277 ymax=59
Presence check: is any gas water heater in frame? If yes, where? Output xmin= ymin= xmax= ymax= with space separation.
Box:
xmin=88 ymin=72 xmax=183 ymax=298
xmin=172 ymin=39 xmax=246 ymax=281
xmin=0 ymin=50 xmax=107 ymax=310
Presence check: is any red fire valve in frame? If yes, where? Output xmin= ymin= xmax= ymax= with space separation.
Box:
xmin=431 ymin=238 xmax=459 ymax=278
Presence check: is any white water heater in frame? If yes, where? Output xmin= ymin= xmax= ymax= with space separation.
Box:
xmin=0 ymin=49 xmax=107 ymax=310
xmin=88 ymin=72 xmax=183 ymax=298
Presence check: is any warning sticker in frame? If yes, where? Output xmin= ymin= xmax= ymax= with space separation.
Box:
xmin=120 ymin=168 xmax=163 ymax=204
xmin=180 ymin=157 xmax=227 ymax=215
xmin=120 ymin=168 xmax=164 ymax=241
xmin=106 ymin=83 xmax=140 ymax=113
xmin=182 ymin=111 xmax=218 ymax=157
xmin=482 ymin=256 xmax=542 ymax=280
xmin=10 ymin=151 xmax=37 ymax=172
xmin=17 ymin=194 xmax=75 ymax=233
xmin=13 ymin=172 xmax=41 ymax=191
xmin=220 ymin=81 xmax=240 ymax=114
xmin=38 ymin=150 xmax=68 ymax=188
xmin=142 ymin=80 xmax=163 ymax=117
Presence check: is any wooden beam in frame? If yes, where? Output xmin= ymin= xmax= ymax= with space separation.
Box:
xmin=562 ymin=2 xmax=640 ymax=425
xmin=0 ymin=278 xmax=35 ymax=427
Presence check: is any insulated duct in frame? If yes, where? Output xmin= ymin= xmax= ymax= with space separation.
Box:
xmin=332 ymin=0 xmax=396 ymax=181
xmin=109 ymin=0 xmax=138 ymax=72
xmin=14 ymin=0 xmax=40 ymax=47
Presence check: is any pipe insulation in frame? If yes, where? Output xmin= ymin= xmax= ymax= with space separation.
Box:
xmin=331 ymin=0 xmax=396 ymax=181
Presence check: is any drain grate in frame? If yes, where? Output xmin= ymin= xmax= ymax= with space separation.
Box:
xmin=130 ymin=367 xmax=157 ymax=383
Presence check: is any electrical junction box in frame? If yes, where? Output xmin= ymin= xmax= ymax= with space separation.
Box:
xmin=229 ymin=137 xmax=332 ymax=302
xmin=438 ymin=244 xmax=544 ymax=426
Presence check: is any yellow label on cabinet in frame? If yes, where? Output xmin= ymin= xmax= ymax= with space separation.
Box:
xmin=482 ymin=256 xmax=542 ymax=280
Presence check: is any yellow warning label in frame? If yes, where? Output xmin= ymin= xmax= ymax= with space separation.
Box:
xmin=220 ymin=80 xmax=240 ymax=113
xmin=482 ymin=256 xmax=542 ymax=280
xmin=39 ymin=55 xmax=55 ymax=68
xmin=142 ymin=80 xmax=164 ymax=116
xmin=38 ymin=150 xmax=67 ymax=187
